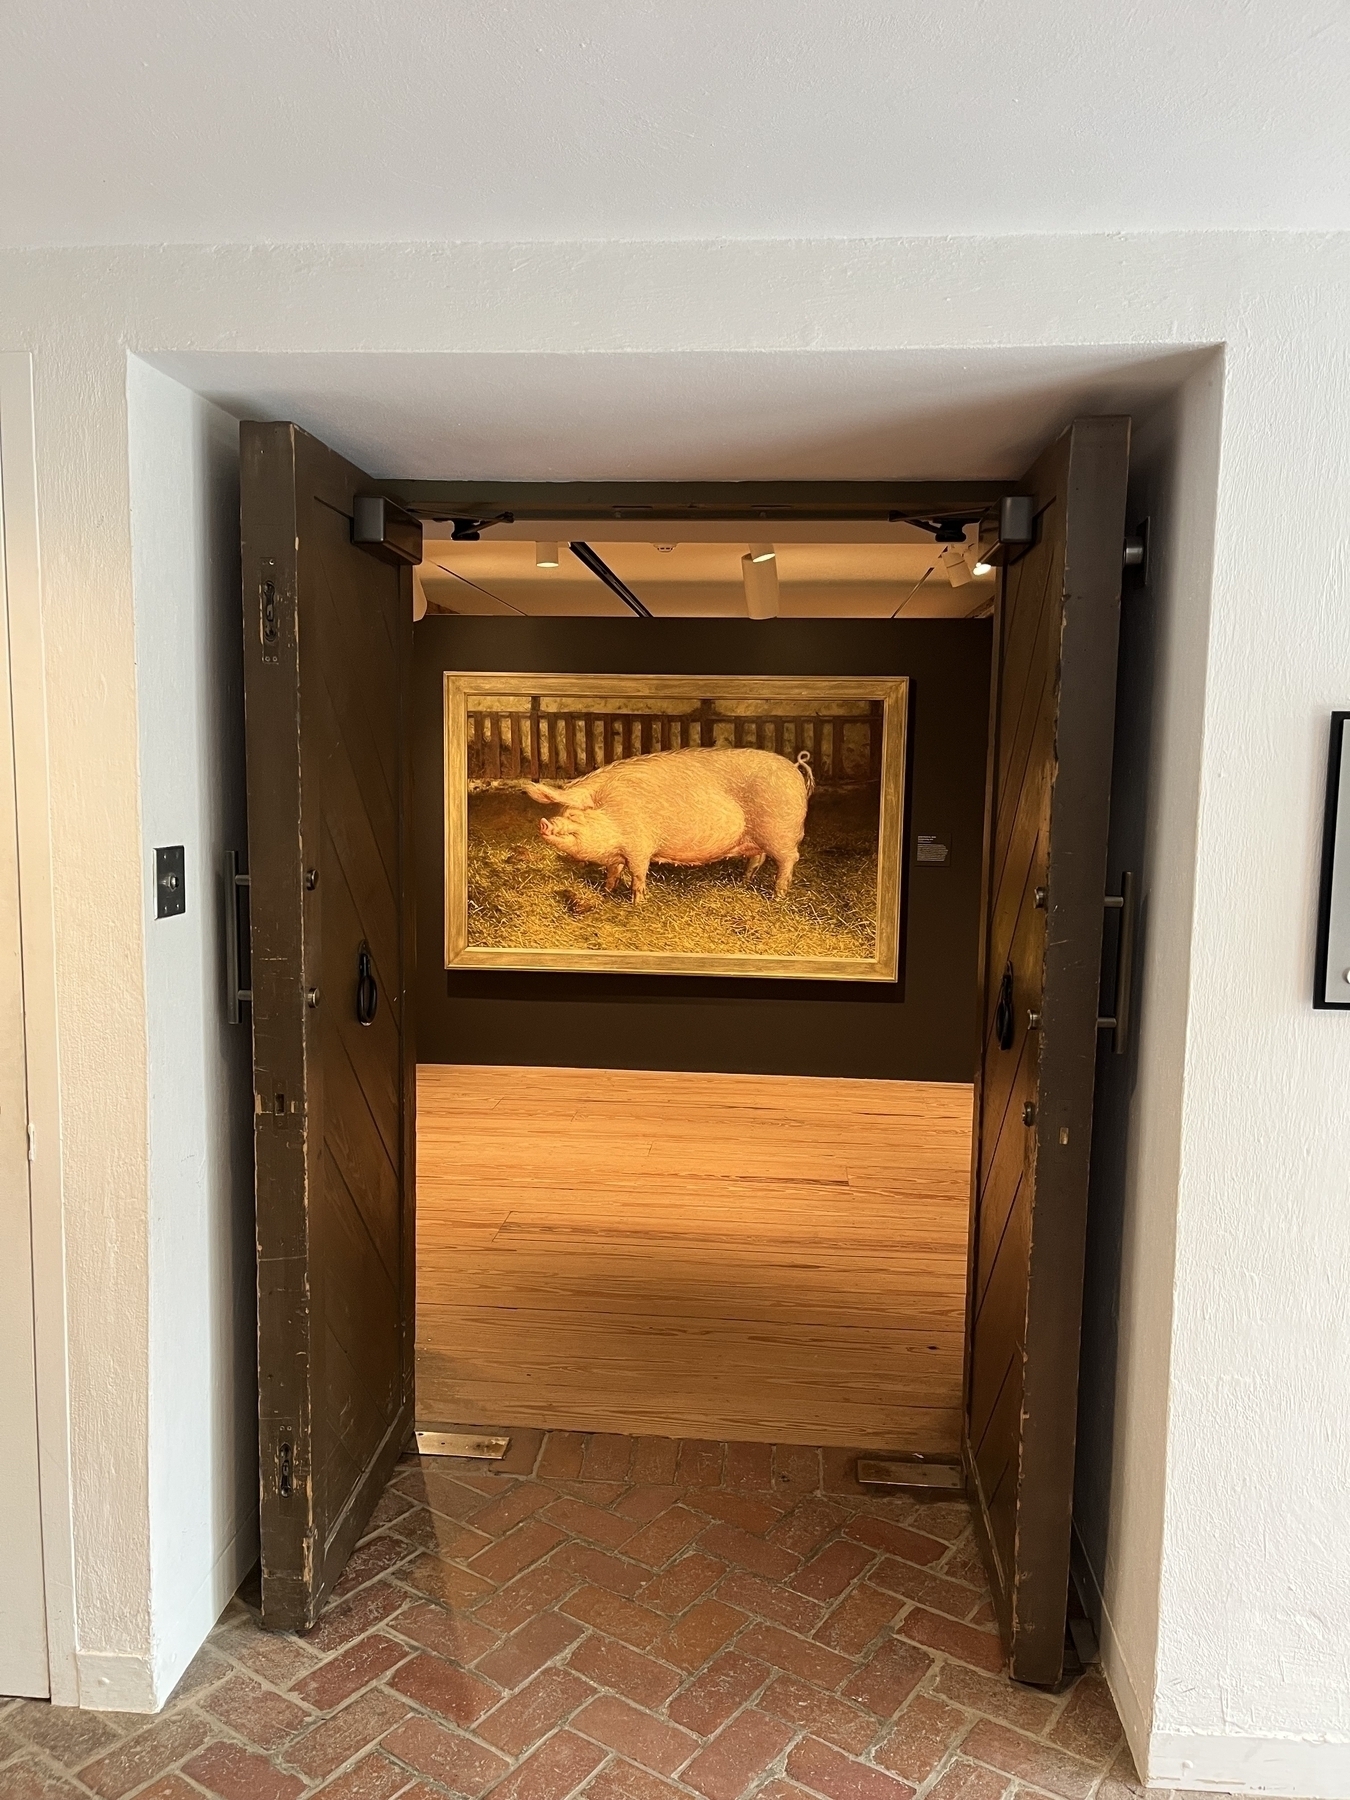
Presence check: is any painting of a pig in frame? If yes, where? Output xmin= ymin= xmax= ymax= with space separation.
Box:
xmin=444 ymin=673 xmax=908 ymax=981
xmin=524 ymin=746 xmax=815 ymax=902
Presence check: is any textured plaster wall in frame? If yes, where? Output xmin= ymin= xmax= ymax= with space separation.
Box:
xmin=0 ymin=235 xmax=1345 ymax=1782
xmin=1150 ymin=323 xmax=1350 ymax=1787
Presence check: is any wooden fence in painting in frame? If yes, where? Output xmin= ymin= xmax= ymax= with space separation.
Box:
xmin=467 ymin=698 xmax=883 ymax=785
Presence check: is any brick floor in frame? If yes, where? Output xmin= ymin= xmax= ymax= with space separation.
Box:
xmin=0 ymin=1432 xmax=1204 ymax=1800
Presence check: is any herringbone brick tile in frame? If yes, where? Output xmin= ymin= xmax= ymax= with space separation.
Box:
xmin=0 ymin=1430 xmax=1226 ymax=1800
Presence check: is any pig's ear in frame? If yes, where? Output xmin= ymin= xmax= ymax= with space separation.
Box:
xmin=523 ymin=781 xmax=570 ymax=806
xmin=523 ymin=781 xmax=596 ymax=810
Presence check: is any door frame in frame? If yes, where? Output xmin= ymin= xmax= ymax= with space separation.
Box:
xmin=383 ymin=478 xmax=1014 ymax=526
xmin=0 ymin=351 xmax=79 ymax=1704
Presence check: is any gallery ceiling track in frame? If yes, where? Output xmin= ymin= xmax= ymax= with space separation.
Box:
xmin=381 ymin=479 xmax=1015 ymax=526
xmin=568 ymin=541 xmax=652 ymax=617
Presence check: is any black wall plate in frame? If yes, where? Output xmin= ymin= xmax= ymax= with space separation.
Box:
xmin=155 ymin=845 xmax=186 ymax=919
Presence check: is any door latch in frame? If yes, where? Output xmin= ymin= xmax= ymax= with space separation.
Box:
xmin=260 ymin=570 xmax=281 ymax=663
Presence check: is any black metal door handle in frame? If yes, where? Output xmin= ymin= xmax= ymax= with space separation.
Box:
xmin=994 ymin=963 xmax=1015 ymax=1051
xmin=356 ymin=942 xmax=378 ymax=1026
xmin=225 ymin=851 xmax=252 ymax=1024
xmin=1097 ymin=871 xmax=1137 ymax=1055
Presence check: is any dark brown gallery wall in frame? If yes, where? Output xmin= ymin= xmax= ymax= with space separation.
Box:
xmin=413 ymin=619 xmax=990 ymax=1082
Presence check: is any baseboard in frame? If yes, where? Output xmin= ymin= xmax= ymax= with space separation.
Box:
xmin=1148 ymin=1730 xmax=1350 ymax=1797
xmin=150 ymin=1511 xmax=260 ymax=1709
xmin=72 ymin=1513 xmax=259 ymax=1713
xmin=1068 ymin=1519 xmax=1104 ymax=1635
xmin=1072 ymin=1521 xmax=1154 ymax=1782
xmin=76 ymin=1651 xmax=158 ymax=1712
xmin=1081 ymin=1519 xmax=1350 ymax=1800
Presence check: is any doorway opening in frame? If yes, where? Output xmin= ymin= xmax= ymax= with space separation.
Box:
xmin=408 ymin=512 xmax=999 ymax=1457
xmin=240 ymin=433 xmax=1131 ymax=1690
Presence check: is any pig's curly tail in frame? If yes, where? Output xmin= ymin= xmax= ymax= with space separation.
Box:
xmin=794 ymin=750 xmax=816 ymax=798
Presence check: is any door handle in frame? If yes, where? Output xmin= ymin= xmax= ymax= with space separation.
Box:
xmin=225 ymin=851 xmax=251 ymax=1024
xmin=994 ymin=963 xmax=1015 ymax=1051
xmin=1097 ymin=871 xmax=1137 ymax=1055
xmin=356 ymin=942 xmax=378 ymax=1027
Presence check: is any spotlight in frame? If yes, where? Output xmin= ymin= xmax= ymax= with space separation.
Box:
xmin=941 ymin=545 xmax=974 ymax=588
xmin=535 ymin=542 xmax=559 ymax=568
xmin=742 ymin=551 xmax=780 ymax=619
xmin=972 ymin=559 xmax=993 ymax=576
xmin=747 ymin=543 xmax=776 ymax=564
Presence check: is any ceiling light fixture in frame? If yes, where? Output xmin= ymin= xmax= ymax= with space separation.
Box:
xmin=747 ymin=543 xmax=776 ymax=564
xmin=654 ymin=544 xmax=676 ymax=554
xmin=940 ymin=545 xmax=974 ymax=588
xmin=535 ymin=542 xmax=559 ymax=568
xmin=742 ymin=551 xmax=780 ymax=620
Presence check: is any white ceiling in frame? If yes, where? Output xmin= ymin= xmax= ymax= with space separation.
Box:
xmin=151 ymin=346 xmax=1211 ymax=480
xmin=3 ymin=2 xmax=1349 ymax=246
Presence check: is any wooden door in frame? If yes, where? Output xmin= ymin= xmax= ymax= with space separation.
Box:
xmin=964 ymin=417 xmax=1131 ymax=1686
xmin=241 ymin=423 xmax=417 ymax=1630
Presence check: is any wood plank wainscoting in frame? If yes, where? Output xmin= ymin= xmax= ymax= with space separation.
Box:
xmin=415 ymin=1065 xmax=973 ymax=1451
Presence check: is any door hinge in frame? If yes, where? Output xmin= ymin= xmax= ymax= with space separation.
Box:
xmin=1122 ymin=517 xmax=1150 ymax=578
xmin=27 ymin=1122 xmax=36 ymax=1163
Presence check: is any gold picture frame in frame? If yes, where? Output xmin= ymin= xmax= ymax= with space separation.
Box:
xmin=444 ymin=673 xmax=908 ymax=981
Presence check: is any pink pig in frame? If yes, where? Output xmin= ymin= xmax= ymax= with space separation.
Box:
xmin=524 ymin=746 xmax=814 ymax=903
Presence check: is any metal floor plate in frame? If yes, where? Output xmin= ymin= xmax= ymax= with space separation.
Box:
xmin=856 ymin=1457 xmax=964 ymax=1491
xmin=415 ymin=1429 xmax=511 ymax=1460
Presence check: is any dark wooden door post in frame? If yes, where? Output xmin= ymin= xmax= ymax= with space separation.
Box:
xmin=241 ymin=423 xmax=418 ymax=1630
xmin=964 ymin=418 xmax=1131 ymax=1685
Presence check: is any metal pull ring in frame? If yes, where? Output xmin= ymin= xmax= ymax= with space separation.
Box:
xmin=356 ymin=942 xmax=378 ymax=1027
xmin=994 ymin=963 xmax=1015 ymax=1052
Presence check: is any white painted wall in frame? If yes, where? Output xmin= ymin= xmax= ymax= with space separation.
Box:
xmin=126 ymin=362 xmax=257 ymax=1708
xmin=0 ymin=235 xmax=1346 ymax=1786
xmin=0 ymin=361 xmax=49 ymax=1699
xmin=1 ymin=1 xmax=1348 ymax=242
xmin=1148 ymin=324 xmax=1350 ymax=1795
xmin=0 ymin=352 xmax=78 ymax=1706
